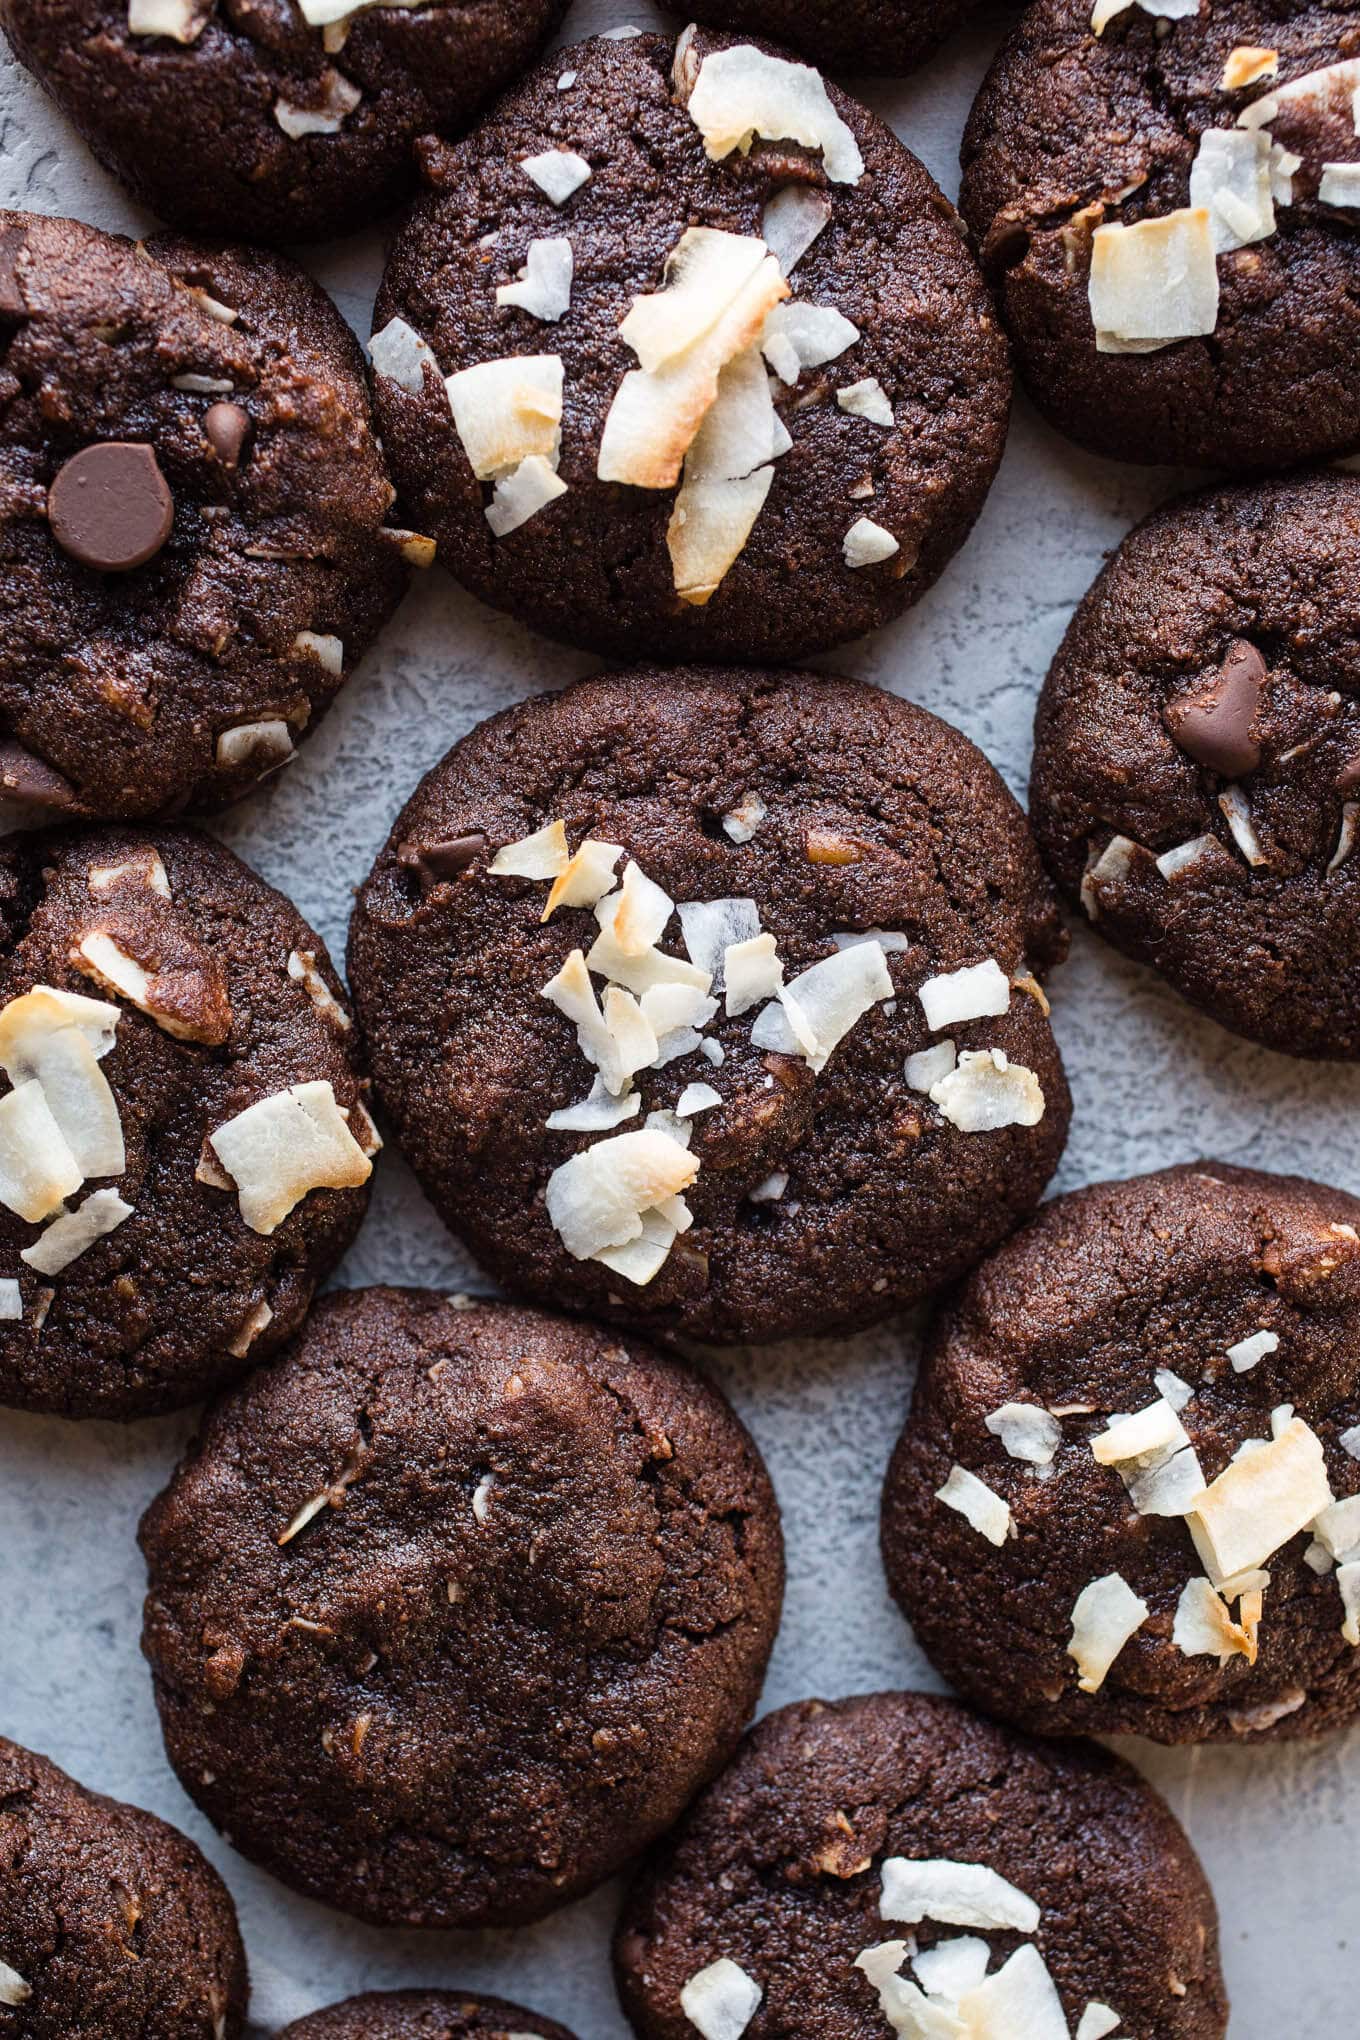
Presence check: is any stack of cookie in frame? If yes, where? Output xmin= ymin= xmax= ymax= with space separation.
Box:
xmin=1 ymin=1 xmax=1358 ymax=2036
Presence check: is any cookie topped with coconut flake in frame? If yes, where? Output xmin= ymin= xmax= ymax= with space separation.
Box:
xmin=348 ymin=668 xmax=1070 ymax=1345
xmin=962 ymin=0 xmax=1360 ymax=468
xmin=1031 ymin=472 xmax=1360 ymax=1059
xmin=369 ymin=24 xmax=1010 ymax=662
xmin=615 ymin=1690 xmax=1228 ymax=2040
xmin=0 ymin=824 xmax=376 ymax=1418
xmin=882 ymin=1163 xmax=1360 ymax=1744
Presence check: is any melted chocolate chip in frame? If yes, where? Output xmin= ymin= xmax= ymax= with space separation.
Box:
xmin=398 ymin=833 xmax=487 ymax=887
xmin=0 ymin=737 xmax=80 ymax=811
xmin=1163 ymin=639 xmax=1265 ymax=777
xmin=47 ymin=442 xmax=175 ymax=572
xmin=0 ymin=226 xmax=27 ymax=322
xmin=203 ymin=401 xmax=251 ymax=470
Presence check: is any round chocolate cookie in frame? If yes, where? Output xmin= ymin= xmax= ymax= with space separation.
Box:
xmin=615 ymin=1690 xmax=1228 ymax=2040
xmin=370 ymin=26 xmax=1010 ymax=662
xmin=961 ymin=1 xmax=1360 ymax=468
xmin=678 ymin=1 xmax=974 ymax=76
xmin=0 ymin=824 xmax=377 ymax=1419
xmin=0 ymin=1735 xmax=248 ymax=2040
xmin=139 ymin=1285 xmax=784 ymax=1927
xmin=0 ymin=210 xmax=409 ymax=824
xmin=1031 ymin=471 xmax=1360 ymax=1059
xmin=882 ymin=1163 xmax=1360 ymax=1744
xmin=277 ymin=1992 xmax=578 ymax=2040
xmin=0 ymin=0 xmax=569 ymax=244
xmin=347 ymin=670 xmax=1071 ymax=1346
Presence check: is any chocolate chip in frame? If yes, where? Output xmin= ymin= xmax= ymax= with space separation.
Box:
xmin=398 ymin=833 xmax=488 ymax=887
xmin=0 ymin=738 xmax=81 ymax=812
xmin=47 ymin=442 xmax=175 ymax=572
xmin=204 ymin=401 xmax=250 ymax=470
xmin=1163 ymin=639 xmax=1265 ymax=777
xmin=0 ymin=226 xmax=27 ymax=323
xmin=1337 ymin=750 xmax=1360 ymax=794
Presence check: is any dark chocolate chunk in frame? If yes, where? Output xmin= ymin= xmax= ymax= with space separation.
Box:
xmin=397 ymin=832 xmax=487 ymax=886
xmin=47 ymin=441 xmax=175 ymax=572
xmin=0 ymin=736 xmax=81 ymax=811
xmin=1164 ymin=640 xmax=1265 ymax=777
xmin=203 ymin=400 xmax=250 ymax=469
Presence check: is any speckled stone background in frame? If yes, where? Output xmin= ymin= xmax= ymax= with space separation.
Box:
xmin=1 ymin=2 xmax=1356 ymax=2033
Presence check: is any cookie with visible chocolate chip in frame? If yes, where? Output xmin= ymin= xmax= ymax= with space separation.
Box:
xmin=0 ymin=1735 xmax=248 ymax=2040
xmin=277 ymin=1994 xmax=578 ymax=2040
xmin=0 ymin=825 xmax=376 ymax=1419
xmin=370 ymin=26 xmax=1010 ymax=662
xmin=681 ymin=0 xmax=976 ymax=76
xmin=881 ymin=1164 xmax=1360 ymax=1744
xmin=0 ymin=210 xmax=409 ymax=824
xmin=0 ymin=0 xmax=568 ymax=244
xmin=348 ymin=668 xmax=1070 ymax=1346
xmin=139 ymin=1285 xmax=784 ymax=1927
xmin=962 ymin=1 xmax=1360 ymax=469
xmin=1031 ymin=471 xmax=1360 ymax=1058
xmin=614 ymin=1690 xmax=1228 ymax=2040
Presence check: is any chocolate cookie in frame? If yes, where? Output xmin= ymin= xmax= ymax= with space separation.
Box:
xmin=0 ymin=1735 xmax=248 ymax=2040
xmin=679 ymin=1 xmax=975 ymax=76
xmin=962 ymin=1 xmax=1360 ymax=468
xmin=0 ymin=210 xmax=410 ymax=824
xmin=1031 ymin=471 xmax=1360 ymax=1058
xmin=882 ymin=1163 xmax=1360 ymax=1744
xmin=370 ymin=26 xmax=1010 ymax=662
xmin=139 ymin=1285 xmax=784 ymax=1927
xmin=347 ymin=669 xmax=1071 ymax=1346
xmin=615 ymin=1690 xmax=1228 ymax=2040
xmin=277 ymin=1993 xmax=577 ymax=2040
xmin=0 ymin=824 xmax=377 ymax=1419
xmin=0 ymin=0 xmax=568 ymax=244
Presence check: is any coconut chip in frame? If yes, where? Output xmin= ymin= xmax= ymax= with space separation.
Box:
xmin=640 ymin=982 xmax=719 ymax=1048
xmin=905 ymin=1040 xmax=956 ymax=1093
xmin=722 ymin=793 xmax=767 ymax=843
xmin=496 ymin=236 xmax=574 ymax=321
xmin=679 ymin=1956 xmax=762 ymax=2040
xmin=879 ymin=1856 xmax=1039 ymax=1934
xmin=208 ymin=1081 xmax=373 ymax=1235
xmin=1081 ymin=833 xmax=1141 ymax=916
xmin=934 ymin=1464 xmax=1013 ymax=1547
xmin=0 ymin=987 xmax=124 ymax=1179
xmin=761 ymin=301 xmax=860 ymax=384
xmin=0 ymin=1081 xmax=83 ymax=1224
xmin=749 ymin=939 xmax=892 ymax=1073
xmin=724 ymin=932 xmax=784 ymax=1016
xmin=1319 ymin=162 xmax=1360 ymax=206
xmin=1068 ymin=1572 xmax=1149 ymax=1692
xmin=274 ymin=68 xmax=361 ymax=138
xmin=490 ymin=818 xmax=569 ymax=879
xmin=749 ymin=1171 xmax=787 ymax=1203
xmin=837 ymin=377 xmax=894 ymax=427
xmin=227 ymin=1299 xmax=274 ymax=1358
xmin=912 ymin=1937 xmax=990 ymax=2002
xmin=1187 ymin=1416 xmax=1333 ymax=1582
xmin=958 ymin=1944 xmax=1069 ymax=2040
xmin=486 ymin=455 xmax=569 ymax=537
xmin=1155 ymin=834 xmax=1218 ymax=879
xmin=1089 ymin=208 xmax=1219 ymax=351
xmin=918 ymin=958 xmax=1010 ymax=1032
xmin=1218 ymin=784 xmax=1267 ymax=865
xmin=127 ymin=0 xmax=211 ymax=39
xmin=89 ymin=847 xmax=171 ymax=899
xmin=1223 ymin=44 xmax=1278 ymax=89
xmin=1311 ymin=1494 xmax=1360 ymax=1563
xmin=215 ymin=720 xmax=295 ymax=775
xmin=1339 ymin=1562 xmax=1360 ymax=1645
xmin=1075 ymin=2007 xmax=1121 ymax=2040
xmin=678 ymin=897 xmax=761 ymax=982
xmin=21 ymin=1187 xmax=133 ymax=1276
xmin=589 ymin=879 xmax=712 ymax=998
xmin=1226 ymin=1328 xmax=1278 ymax=1372
xmin=0 ymin=1280 xmax=20 ymax=1320
xmin=294 ymin=630 xmax=343 ymax=676
xmin=928 ymin=1049 xmax=1044 ymax=1132
xmin=1189 ymin=128 xmax=1275 ymax=250
xmin=520 ymin=150 xmax=592 ymax=205
xmin=0 ymin=1963 xmax=30 ymax=2007
xmin=542 ymin=950 xmax=656 ymax=1097
xmin=669 ymin=470 xmax=775 ymax=604
xmin=1091 ymin=0 xmax=1198 ymax=28
xmin=369 ymin=316 xmax=439 ymax=395
xmin=985 ymin=1401 xmax=1061 ymax=1467
xmin=1091 ymin=1398 xmax=1187 ymax=1465
xmin=1328 ymin=802 xmax=1358 ymax=875
xmin=1154 ymin=1368 xmax=1195 ymax=1410
xmin=546 ymin=1076 xmax=641 ymax=1132
xmin=677 ymin=1081 xmax=721 ymax=1117
xmin=72 ymin=929 xmax=227 ymax=1047
xmin=843 ymin=517 xmax=900 ymax=568
xmin=287 ymin=949 xmax=351 ymax=1032
xmin=1173 ymin=1576 xmax=1258 ymax=1663
xmin=762 ymin=185 xmax=833 ymax=275
xmin=683 ymin=42 xmax=864 ymax=183
xmin=545 ymin=1126 xmax=699 ymax=1262
xmin=542 ymin=838 xmax=622 ymax=920
xmin=445 ymin=354 xmax=563 ymax=481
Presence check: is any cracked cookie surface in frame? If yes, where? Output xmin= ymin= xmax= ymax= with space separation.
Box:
xmin=139 ymin=1285 xmax=784 ymax=1928
xmin=0 ymin=210 xmax=407 ymax=823
xmin=1030 ymin=471 xmax=1360 ymax=1057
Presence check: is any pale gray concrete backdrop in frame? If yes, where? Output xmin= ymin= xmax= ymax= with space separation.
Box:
xmin=1 ymin=1 xmax=1356 ymax=2032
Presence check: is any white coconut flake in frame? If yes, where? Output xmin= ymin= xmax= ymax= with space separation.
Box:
xmin=520 ymin=149 xmax=591 ymax=205
xmin=678 ymin=898 xmax=761 ymax=982
xmin=669 ymin=469 xmax=774 ymax=605
xmin=762 ymin=301 xmax=860 ymax=383
xmin=543 ymin=950 xmax=656 ymax=1097
xmin=684 ymin=43 xmax=865 ymax=184
xmin=843 ymin=517 xmax=900 ymax=569
xmin=752 ymin=940 xmax=892 ymax=1074
xmin=723 ymin=793 xmax=767 ymax=843
xmin=1227 ymin=1328 xmax=1279 ymax=1372
xmin=1311 ymin=1493 xmax=1360 ymax=1562
xmin=1076 ymin=2005 xmax=1122 ymax=2040
xmin=676 ymin=1082 xmax=721 ymax=1119
xmin=1189 ymin=128 xmax=1275 ymax=251
xmin=1089 ymin=208 xmax=1219 ymax=351
xmin=985 ymin=1401 xmax=1062 ymax=1467
xmin=1155 ymin=834 xmax=1218 ymax=879
xmin=724 ymin=933 xmax=783 ymax=1016
xmin=1081 ymin=833 xmax=1141 ymax=917
xmin=935 ymin=1464 xmax=1013 ymax=1547
xmin=1090 ymin=0 xmax=1199 ymax=33
xmin=542 ymin=838 xmax=622 ymax=920
xmin=1218 ymin=785 xmax=1267 ymax=866
xmin=369 ymin=315 xmax=439 ymax=394
xmin=912 ymin=1936 xmax=991 ymax=2002
xmin=545 ymin=1077 xmax=641 ymax=1132
xmin=958 ymin=1943 xmax=1069 ymax=2040
xmin=208 ymin=1081 xmax=372 ymax=1235
xmin=1339 ymin=1561 xmax=1360 ymax=1645
xmin=761 ymin=185 xmax=833 ymax=275
xmin=749 ymin=1171 xmax=788 ymax=1203
xmin=127 ymin=0 xmax=210 ymax=40
xmin=1154 ymin=1368 xmax=1196 ymax=1411
xmin=1328 ymin=802 xmax=1359 ymax=875
xmin=905 ymin=1039 xmax=956 ymax=1092
xmin=1091 ymin=1398 xmax=1186 ymax=1465
xmin=1319 ymin=162 xmax=1360 ymax=206
xmin=929 ymin=1049 xmax=1044 ymax=1132
xmin=545 ymin=1127 xmax=698 ymax=1261
xmin=497 ymin=236 xmax=574 ymax=321
xmin=879 ymin=1857 xmax=1039 ymax=1934
xmin=679 ymin=1956 xmax=762 ymax=2040
xmin=0 ymin=1961 xmax=31 ymax=2007
xmin=0 ymin=1279 xmax=20 ymax=1320
xmin=1068 ymin=1572 xmax=1149 ymax=1692
xmin=918 ymin=959 xmax=1010 ymax=1032
xmin=486 ymin=454 xmax=569 ymax=537
xmin=1340 ymin=1424 xmax=1360 ymax=1460
xmin=274 ymin=68 xmax=362 ymax=138
xmin=445 ymin=354 xmax=563 ymax=481
xmin=215 ymin=719 xmax=295 ymax=776
xmin=21 ymin=1187 xmax=133 ymax=1276
xmin=837 ymin=377 xmax=894 ymax=428
xmin=1173 ymin=1577 xmax=1256 ymax=1663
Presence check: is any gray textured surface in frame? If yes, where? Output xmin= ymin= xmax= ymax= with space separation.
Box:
xmin=1 ymin=3 xmax=1357 ymax=2033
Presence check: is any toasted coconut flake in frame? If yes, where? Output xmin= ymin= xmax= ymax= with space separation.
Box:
xmin=1090 ymin=208 xmax=1219 ymax=350
xmin=274 ymin=68 xmax=361 ymax=137
xmin=679 ymin=1956 xmax=762 ymax=2040
xmin=1189 ymin=129 xmax=1275 ymax=250
xmin=1129 ymin=1443 xmax=1206 ymax=1517
xmin=677 ymin=897 xmax=761 ymax=981
xmin=750 ymin=940 xmax=892 ymax=1073
xmin=935 ymin=1464 xmax=1012 ymax=1547
xmin=1076 ymin=2005 xmax=1122 ymax=2040
xmin=1091 ymin=0 xmax=1198 ymax=30
xmin=879 ymin=1856 xmax=1039 ymax=1933
xmin=294 ymin=629 xmax=343 ymax=675
xmin=1226 ymin=1327 xmax=1278 ymax=1371
xmin=0 ymin=1962 xmax=31 ymax=2007
xmin=496 ymin=236 xmax=574 ymax=321
xmin=724 ymin=932 xmax=783 ymax=1016
xmin=607 ymin=862 xmax=673 ymax=956
xmin=985 ymin=1401 xmax=1061 ymax=1467
xmin=542 ymin=949 xmax=651 ymax=1097
xmin=684 ymin=43 xmax=865 ymax=184
xmin=669 ymin=469 xmax=774 ymax=604
xmin=209 ymin=1081 xmax=373 ymax=1235
xmin=837 ymin=376 xmax=894 ymax=427
xmin=1319 ymin=162 xmax=1360 ymax=205
xmin=445 ymin=354 xmax=563 ymax=481
xmin=913 ymin=1936 xmax=990 ymax=2001
xmin=1173 ymin=1576 xmax=1257 ymax=1662
xmin=127 ymin=0 xmax=211 ymax=39
xmin=762 ymin=301 xmax=859 ymax=383
xmin=1224 ymin=45 xmax=1278 ymax=89
xmin=762 ymin=185 xmax=833 ymax=274
xmin=542 ymin=838 xmax=622 ymax=920
xmin=21 ymin=1188 xmax=133 ymax=1276
xmin=1341 ymin=1423 xmax=1360 ymax=1459
xmin=594 ymin=1207 xmax=682 ymax=1286
xmin=918 ymin=958 xmax=1010 ymax=1032
xmin=0 ymin=989 xmax=125 ymax=1178
xmin=73 ymin=930 xmax=225 ymax=1047
xmin=287 ymin=949 xmax=351 ymax=1032
xmin=545 ymin=1127 xmax=699 ymax=1260
xmin=587 ymin=909 xmax=711 ymax=999
xmin=172 ymin=372 xmax=234 ymax=395
xmin=486 ymin=454 xmax=569 ymax=537
xmin=1259 ymin=56 xmax=1360 ymax=125
xmin=843 ymin=517 xmax=900 ymax=568
xmin=89 ymin=847 xmax=171 ymax=899
xmin=1154 ymin=1368 xmax=1196 ymax=1410
xmin=687 ymin=345 xmax=784 ymax=480
xmin=215 ymin=720 xmax=295 ymax=775
xmin=227 ymin=1299 xmax=274 ymax=1358
xmin=1311 ymin=1493 xmax=1360 ymax=1562
xmin=1081 ymin=833 xmax=1140 ymax=918
xmin=546 ymin=1076 xmax=641 ymax=1132
xmin=1091 ymin=1398 xmax=1186 ymax=1464
xmin=520 ymin=149 xmax=592 ymax=204
xmin=1187 ymin=1416 xmax=1332 ymax=1581
xmin=1068 ymin=1572 xmax=1149 ymax=1692
xmin=959 ymin=1944 xmax=1068 ymax=2040
xmin=1339 ymin=1561 xmax=1360 ymax=1644
xmin=0 ymin=1081 xmax=83 ymax=1223
xmin=640 ymin=982 xmax=718 ymax=1043
xmin=622 ymin=228 xmax=772 ymax=374
xmin=929 ymin=1049 xmax=1044 ymax=1132
xmin=490 ymin=818 xmax=569 ymax=879
xmin=369 ymin=316 xmax=439 ymax=394
xmin=905 ymin=1039 xmax=956 ymax=1092
xmin=0 ymin=1279 xmax=20 ymax=1320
